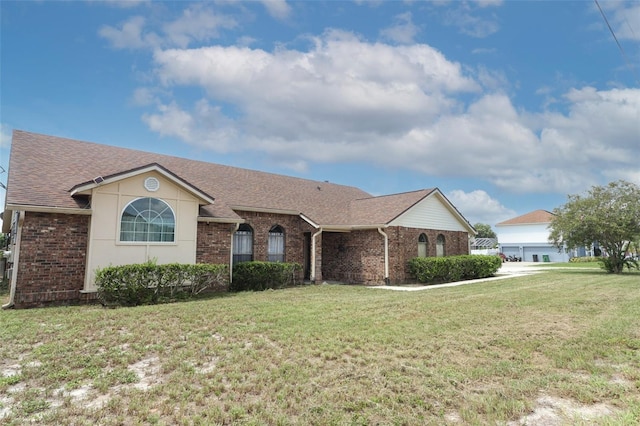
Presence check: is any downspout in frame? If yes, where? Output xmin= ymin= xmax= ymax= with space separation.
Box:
xmin=311 ymin=228 xmax=323 ymax=283
xmin=377 ymin=227 xmax=390 ymax=285
xmin=2 ymin=210 xmax=24 ymax=309
xmin=229 ymin=223 xmax=240 ymax=285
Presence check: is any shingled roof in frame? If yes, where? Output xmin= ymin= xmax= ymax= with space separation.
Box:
xmin=496 ymin=209 xmax=555 ymax=226
xmin=349 ymin=189 xmax=435 ymax=225
xmin=5 ymin=130 xmax=442 ymax=228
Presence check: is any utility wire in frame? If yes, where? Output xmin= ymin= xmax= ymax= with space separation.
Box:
xmin=593 ymin=0 xmax=639 ymax=85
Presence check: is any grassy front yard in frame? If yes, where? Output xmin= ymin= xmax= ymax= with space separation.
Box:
xmin=1 ymin=269 xmax=639 ymax=424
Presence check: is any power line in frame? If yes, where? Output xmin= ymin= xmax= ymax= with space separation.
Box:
xmin=593 ymin=0 xmax=639 ymax=85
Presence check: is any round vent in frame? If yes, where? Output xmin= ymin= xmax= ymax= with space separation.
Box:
xmin=144 ymin=177 xmax=160 ymax=192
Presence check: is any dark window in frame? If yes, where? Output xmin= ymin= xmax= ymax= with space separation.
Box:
xmin=268 ymin=225 xmax=285 ymax=262
xmin=233 ymin=224 xmax=254 ymax=264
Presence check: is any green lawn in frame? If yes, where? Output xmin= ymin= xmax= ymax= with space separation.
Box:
xmin=1 ymin=269 xmax=639 ymax=425
xmin=534 ymin=261 xmax=604 ymax=269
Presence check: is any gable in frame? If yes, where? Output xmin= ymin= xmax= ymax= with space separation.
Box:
xmin=70 ymin=163 xmax=215 ymax=205
xmin=389 ymin=191 xmax=473 ymax=233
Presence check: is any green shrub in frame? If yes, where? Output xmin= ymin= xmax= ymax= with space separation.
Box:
xmin=230 ymin=261 xmax=302 ymax=292
xmin=96 ymin=261 xmax=229 ymax=307
xmin=408 ymin=255 xmax=502 ymax=285
xmin=569 ymin=256 xmax=602 ymax=263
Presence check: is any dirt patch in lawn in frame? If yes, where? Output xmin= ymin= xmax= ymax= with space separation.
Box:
xmin=507 ymin=395 xmax=617 ymax=425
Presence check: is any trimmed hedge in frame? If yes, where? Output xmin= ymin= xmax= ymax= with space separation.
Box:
xmin=569 ymin=256 xmax=601 ymax=263
xmin=408 ymin=255 xmax=502 ymax=284
xmin=96 ymin=261 xmax=229 ymax=307
xmin=231 ymin=261 xmax=302 ymax=292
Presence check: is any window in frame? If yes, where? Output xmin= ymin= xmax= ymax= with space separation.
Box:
xmin=436 ymin=234 xmax=445 ymax=257
xmin=268 ymin=225 xmax=285 ymax=262
xmin=418 ymin=233 xmax=428 ymax=257
xmin=120 ymin=197 xmax=175 ymax=242
xmin=233 ymin=224 xmax=254 ymax=264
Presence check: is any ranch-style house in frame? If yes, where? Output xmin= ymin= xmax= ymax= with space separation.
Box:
xmin=2 ymin=130 xmax=476 ymax=308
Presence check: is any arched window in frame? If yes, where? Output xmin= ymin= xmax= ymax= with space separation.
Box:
xmin=436 ymin=234 xmax=446 ymax=257
xmin=120 ymin=197 xmax=175 ymax=242
xmin=233 ymin=224 xmax=254 ymax=264
xmin=418 ymin=233 xmax=428 ymax=257
xmin=268 ymin=225 xmax=285 ymax=262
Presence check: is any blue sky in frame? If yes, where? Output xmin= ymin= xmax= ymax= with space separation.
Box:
xmin=1 ymin=0 xmax=639 ymax=228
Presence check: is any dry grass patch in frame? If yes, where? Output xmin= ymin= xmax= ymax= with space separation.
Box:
xmin=1 ymin=269 xmax=639 ymax=424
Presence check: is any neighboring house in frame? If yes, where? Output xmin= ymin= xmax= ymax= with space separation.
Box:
xmin=1 ymin=130 xmax=476 ymax=308
xmin=495 ymin=210 xmax=569 ymax=262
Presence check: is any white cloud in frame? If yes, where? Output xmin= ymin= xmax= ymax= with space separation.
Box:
xmin=99 ymin=6 xmax=236 ymax=49
xmin=163 ymin=4 xmax=237 ymax=48
xmin=447 ymin=189 xmax=516 ymax=226
xmin=381 ymin=12 xmax=420 ymax=44
xmin=0 ymin=124 xmax=11 ymax=148
xmin=99 ymin=16 xmax=160 ymax=49
xmin=442 ymin=2 xmax=501 ymax=38
xmin=600 ymin=1 xmax=640 ymax=42
xmin=138 ymin=28 xmax=639 ymax=195
xmin=472 ymin=0 xmax=503 ymax=8
xmin=259 ymin=0 xmax=292 ymax=20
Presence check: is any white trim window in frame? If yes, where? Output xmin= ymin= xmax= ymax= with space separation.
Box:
xmin=268 ymin=225 xmax=285 ymax=262
xmin=418 ymin=233 xmax=428 ymax=257
xmin=120 ymin=197 xmax=175 ymax=242
xmin=436 ymin=234 xmax=446 ymax=257
xmin=233 ymin=224 xmax=254 ymax=264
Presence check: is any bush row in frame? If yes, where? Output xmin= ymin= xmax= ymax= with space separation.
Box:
xmin=231 ymin=261 xmax=302 ymax=292
xmin=408 ymin=255 xmax=502 ymax=284
xmin=96 ymin=261 xmax=228 ymax=307
xmin=569 ymin=256 xmax=601 ymax=263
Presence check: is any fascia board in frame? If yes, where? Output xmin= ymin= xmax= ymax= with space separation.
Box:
xmin=69 ymin=164 xmax=215 ymax=205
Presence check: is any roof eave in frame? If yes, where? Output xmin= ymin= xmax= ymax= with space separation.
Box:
xmin=229 ymin=205 xmax=300 ymax=216
xmin=197 ymin=216 xmax=245 ymax=224
xmin=4 ymin=203 xmax=93 ymax=216
xmin=69 ymin=163 xmax=215 ymax=205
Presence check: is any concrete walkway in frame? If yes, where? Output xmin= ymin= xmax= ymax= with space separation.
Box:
xmin=372 ymin=262 xmax=548 ymax=292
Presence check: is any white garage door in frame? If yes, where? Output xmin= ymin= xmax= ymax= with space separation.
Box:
xmin=523 ymin=246 xmax=563 ymax=262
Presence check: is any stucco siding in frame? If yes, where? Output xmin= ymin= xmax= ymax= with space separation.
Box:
xmin=85 ymin=171 xmax=200 ymax=291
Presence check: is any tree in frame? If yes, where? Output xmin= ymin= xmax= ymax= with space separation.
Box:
xmin=549 ymin=180 xmax=640 ymax=273
xmin=474 ymin=223 xmax=497 ymax=239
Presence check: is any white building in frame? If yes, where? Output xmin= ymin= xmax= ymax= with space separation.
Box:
xmin=495 ymin=210 xmax=569 ymax=262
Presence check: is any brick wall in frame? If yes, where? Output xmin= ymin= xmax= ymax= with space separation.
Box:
xmin=232 ymin=211 xmax=314 ymax=265
xmin=11 ymin=210 xmax=471 ymax=307
xmin=14 ymin=212 xmax=91 ymax=308
xmin=390 ymin=227 xmax=470 ymax=284
xmin=196 ymin=222 xmax=234 ymax=265
xmin=322 ymin=230 xmax=386 ymax=284
xmin=322 ymin=227 xmax=469 ymax=285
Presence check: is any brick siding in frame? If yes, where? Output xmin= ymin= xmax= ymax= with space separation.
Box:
xmin=10 ymin=211 xmax=470 ymax=307
xmin=196 ymin=222 xmax=234 ymax=265
xmin=322 ymin=230 xmax=386 ymax=284
xmin=14 ymin=212 xmax=91 ymax=308
xmin=323 ymin=227 xmax=469 ymax=285
xmin=390 ymin=227 xmax=470 ymax=284
xmin=231 ymin=211 xmax=315 ymax=266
